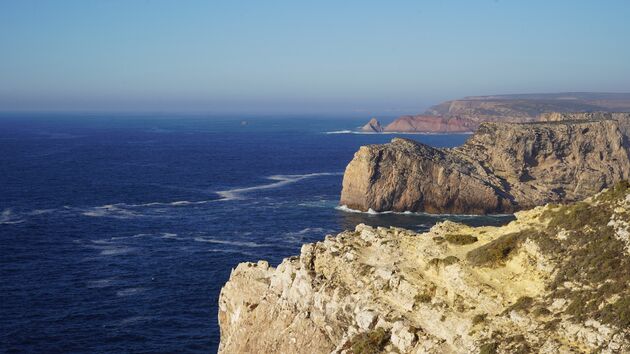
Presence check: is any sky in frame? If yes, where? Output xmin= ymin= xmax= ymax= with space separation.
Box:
xmin=1 ymin=0 xmax=629 ymax=115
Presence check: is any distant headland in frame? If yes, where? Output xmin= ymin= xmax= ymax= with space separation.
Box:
xmin=361 ymin=92 xmax=630 ymax=133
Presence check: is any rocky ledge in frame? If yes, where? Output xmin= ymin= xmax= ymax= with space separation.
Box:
xmin=340 ymin=119 xmax=630 ymax=214
xmin=218 ymin=183 xmax=630 ymax=353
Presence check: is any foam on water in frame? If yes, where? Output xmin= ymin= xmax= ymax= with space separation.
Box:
xmin=116 ymin=287 xmax=147 ymax=297
xmin=0 ymin=208 xmax=25 ymax=225
xmin=216 ymin=172 xmax=342 ymax=201
xmin=193 ymin=237 xmax=270 ymax=248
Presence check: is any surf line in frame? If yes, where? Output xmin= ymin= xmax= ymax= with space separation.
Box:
xmin=216 ymin=172 xmax=342 ymax=201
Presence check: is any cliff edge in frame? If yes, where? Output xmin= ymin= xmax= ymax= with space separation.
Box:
xmin=340 ymin=120 xmax=630 ymax=214
xmin=219 ymin=183 xmax=630 ymax=353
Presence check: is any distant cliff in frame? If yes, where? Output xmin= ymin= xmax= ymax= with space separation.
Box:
xmin=373 ymin=93 xmax=630 ymax=133
xmin=340 ymin=120 xmax=630 ymax=214
xmin=219 ymin=183 xmax=630 ymax=353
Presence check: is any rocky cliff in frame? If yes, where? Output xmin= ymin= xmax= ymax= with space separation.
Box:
xmin=374 ymin=93 xmax=630 ymax=133
xmin=219 ymin=183 xmax=630 ymax=353
xmin=340 ymin=120 xmax=630 ymax=214
xmin=382 ymin=115 xmax=473 ymax=133
xmin=539 ymin=112 xmax=630 ymax=140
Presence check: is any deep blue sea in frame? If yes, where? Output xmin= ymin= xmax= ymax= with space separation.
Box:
xmin=0 ymin=114 xmax=513 ymax=353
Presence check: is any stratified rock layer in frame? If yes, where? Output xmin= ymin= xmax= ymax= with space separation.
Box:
xmin=340 ymin=120 xmax=630 ymax=214
xmin=219 ymin=184 xmax=630 ymax=353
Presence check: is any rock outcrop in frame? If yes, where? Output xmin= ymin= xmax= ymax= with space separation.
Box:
xmin=361 ymin=118 xmax=384 ymax=133
xmin=340 ymin=120 xmax=630 ymax=214
xmin=377 ymin=93 xmax=630 ymax=133
xmin=219 ymin=183 xmax=630 ymax=353
xmin=383 ymin=115 xmax=473 ymax=133
xmin=539 ymin=112 xmax=630 ymax=140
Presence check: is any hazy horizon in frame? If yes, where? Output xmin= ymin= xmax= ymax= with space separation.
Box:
xmin=1 ymin=0 xmax=629 ymax=115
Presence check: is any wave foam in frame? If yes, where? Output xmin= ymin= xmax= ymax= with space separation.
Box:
xmin=0 ymin=209 xmax=25 ymax=225
xmin=216 ymin=172 xmax=342 ymax=201
xmin=336 ymin=205 xmax=513 ymax=218
xmin=116 ymin=287 xmax=147 ymax=297
xmin=193 ymin=237 xmax=270 ymax=248
xmin=324 ymin=130 xmax=473 ymax=135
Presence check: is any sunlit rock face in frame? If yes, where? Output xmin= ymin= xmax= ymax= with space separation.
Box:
xmin=340 ymin=120 xmax=630 ymax=214
xmin=218 ymin=183 xmax=630 ymax=353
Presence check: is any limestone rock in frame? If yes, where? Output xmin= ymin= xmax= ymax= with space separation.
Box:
xmin=219 ymin=184 xmax=630 ymax=353
xmin=340 ymin=120 xmax=630 ymax=214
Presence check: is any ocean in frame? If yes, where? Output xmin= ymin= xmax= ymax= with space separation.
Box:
xmin=0 ymin=114 xmax=513 ymax=353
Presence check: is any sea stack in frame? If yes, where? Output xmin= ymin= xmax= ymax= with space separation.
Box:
xmin=360 ymin=118 xmax=384 ymax=132
xmin=340 ymin=119 xmax=630 ymax=214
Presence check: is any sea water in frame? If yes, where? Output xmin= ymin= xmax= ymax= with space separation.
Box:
xmin=0 ymin=114 xmax=513 ymax=352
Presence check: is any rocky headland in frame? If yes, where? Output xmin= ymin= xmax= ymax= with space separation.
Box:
xmin=367 ymin=93 xmax=630 ymax=133
xmin=340 ymin=119 xmax=630 ymax=214
xmin=219 ymin=183 xmax=630 ymax=353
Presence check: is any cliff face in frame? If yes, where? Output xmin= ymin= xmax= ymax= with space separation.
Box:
xmin=383 ymin=115 xmax=474 ymax=133
xmin=377 ymin=93 xmax=630 ymax=133
xmin=340 ymin=120 xmax=630 ymax=214
xmin=219 ymin=183 xmax=630 ymax=353
xmin=539 ymin=112 xmax=630 ymax=139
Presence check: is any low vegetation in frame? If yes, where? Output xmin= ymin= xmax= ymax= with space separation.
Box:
xmin=466 ymin=231 xmax=524 ymax=266
xmin=444 ymin=233 xmax=478 ymax=245
xmin=350 ymin=327 xmax=390 ymax=354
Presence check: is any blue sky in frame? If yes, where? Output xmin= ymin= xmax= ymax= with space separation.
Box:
xmin=1 ymin=0 xmax=629 ymax=114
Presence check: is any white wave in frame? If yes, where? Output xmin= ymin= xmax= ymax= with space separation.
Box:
xmin=324 ymin=130 xmax=473 ymax=135
xmin=161 ymin=232 xmax=183 ymax=240
xmin=336 ymin=205 xmax=513 ymax=218
xmin=216 ymin=172 xmax=342 ymax=201
xmin=324 ymin=130 xmax=355 ymax=134
xmin=87 ymin=278 xmax=117 ymax=288
xmin=193 ymin=237 xmax=270 ymax=248
xmin=81 ymin=204 xmax=142 ymax=219
xmin=207 ymin=248 xmax=257 ymax=257
xmin=28 ymin=208 xmax=57 ymax=215
xmin=0 ymin=208 xmax=25 ymax=225
xmin=284 ymin=227 xmax=327 ymax=236
xmin=116 ymin=287 xmax=146 ymax=297
xmin=335 ymin=205 xmax=365 ymax=213
xmin=100 ymin=246 xmax=135 ymax=256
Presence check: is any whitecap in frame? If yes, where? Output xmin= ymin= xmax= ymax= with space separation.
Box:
xmin=284 ymin=227 xmax=327 ymax=236
xmin=193 ymin=237 xmax=270 ymax=248
xmin=0 ymin=208 xmax=25 ymax=225
xmin=81 ymin=204 xmax=142 ymax=219
xmin=99 ymin=246 xmax=135 ymax=256
xmin=207 ymin=248 xmax=257 ymax=257
xmin=116 ymin=287 xmax=146 ymax=297
xmin=323 ymin=130 xmax=474 ymax=135
xmin=336 ymin=205 xmax=513 ymax=218
xmin=216 ymin=172 xmax=342 ymax=201
xmin=87 ymin=278 xmax=117 ymax=288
